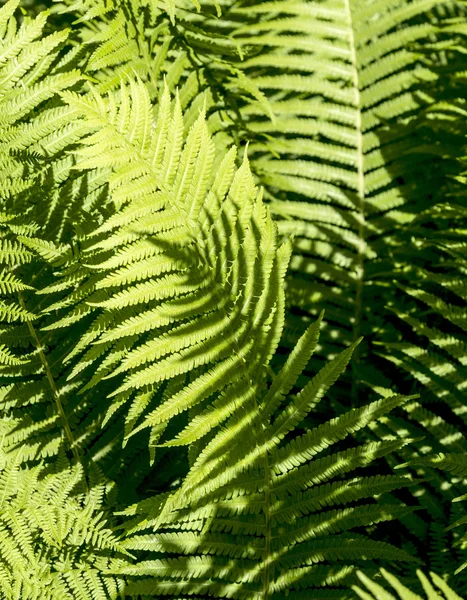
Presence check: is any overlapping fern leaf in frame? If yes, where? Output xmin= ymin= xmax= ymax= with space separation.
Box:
xmin=51 ymin=0 xmax=267 ymax=137
xmin=113 ymin=316 xmax=422 ymax=599
xmin=0 ymin=0 xmax=114 ymax=472
xmin=0 ymin=0 xmax=91 ymax=467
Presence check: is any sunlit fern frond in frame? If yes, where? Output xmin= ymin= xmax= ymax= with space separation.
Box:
xmin=0 ymin=0 xmax=86 ymax=380
xmin=114 ymin=315 xmax=421 ymax=599
xmin=0 ymin=2 xmax=147 ymax=497
xmin=353 ymin=567 xmax=463 ymax=600
xmin=0 ymin=0 xmax=105 ymax=248
xmin=0 ymin=0 xmax=108 ymax=474
xmin=25 ymin=79 xmax=290 ymax=463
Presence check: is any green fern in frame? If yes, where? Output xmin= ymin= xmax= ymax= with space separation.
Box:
xmin=397 ymin=453 xmax=467 ymax=575
xmin=26 ymin=79 xmax=290 ymax=457
xmin=353 ymin=568 xmax=463 ymax=600
xmin=0 ymin=1 xmax=465 ymax=598
xmin=0 ymin=424 xmax=130 ymax=600
xmin=114 ymin=316 xmax=421 ymax=599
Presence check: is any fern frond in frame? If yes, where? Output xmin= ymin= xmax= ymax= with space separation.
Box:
xmin=0 ymin=437 xmax=131 ymax=599
xmin=120 ymin=316 xmax=419 ymax=599
xmin=21 ymin=79 xmax=290 ymax=455
xmin=397 ymin=452 xmax=467 ymax=574
xmin=353 ymin=568 xmax=463 ymax=600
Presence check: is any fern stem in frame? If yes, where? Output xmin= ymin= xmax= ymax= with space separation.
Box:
xmin=261 ymin=430 xmax=273 ymax=600
xmin=18 ymin=292 xmax=84 ymax=469
xmin=345 ymin=0 xmax=366 ymax=402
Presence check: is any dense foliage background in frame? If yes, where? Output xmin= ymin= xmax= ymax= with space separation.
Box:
xmin=0 ymin=0 xmax=466 ymax=598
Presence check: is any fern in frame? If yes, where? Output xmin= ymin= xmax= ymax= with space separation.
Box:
xmin=0 ymin=0 xmax=465 ymax=598
xmin=116 ymin=317 xmax=420 ymax=599
xmin=0 ymin=424 xmax=130 ymax=600
xmin=397 ymin=453 xmax=467 ymax=575
xmin=353 ymin=568 xmax=463 ymax=600
xmin=24 ymin=79 xmax=290 ymax=455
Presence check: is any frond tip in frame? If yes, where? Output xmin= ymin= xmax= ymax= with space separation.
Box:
xmin=41 ymin=80 xmax=292 ymax=450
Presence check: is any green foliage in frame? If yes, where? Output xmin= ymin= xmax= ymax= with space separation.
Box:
xmin=0 ymin=437 xmax=128 ymax=599
xmin=0 ymin=0 xmax=465 ymax=598
xmin=353 ymin=568 xmax=463 ymax=600
xmin=117 ymin=328 xmax=422 ymax=598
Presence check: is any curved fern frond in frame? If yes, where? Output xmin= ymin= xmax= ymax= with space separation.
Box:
xmin=30 ymin=79 xmax=290 ymax=452
xmin=119 ymin=316 xmax=419 ymax=599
